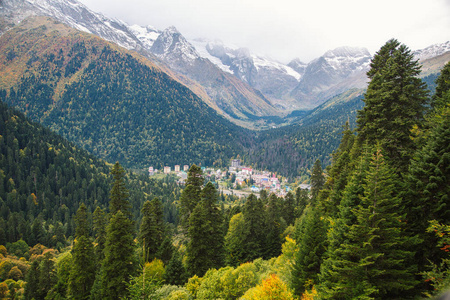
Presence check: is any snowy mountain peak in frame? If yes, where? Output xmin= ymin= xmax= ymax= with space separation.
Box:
xmin=128 ymin=24 xmax=161 ymax=49
xmin=323 ymin=46 xmax=371 ymax=59
xmin=414 ymin=41 xmax=450 ymax=61
xmin=150 ymin=26 xmax=200 ymax=63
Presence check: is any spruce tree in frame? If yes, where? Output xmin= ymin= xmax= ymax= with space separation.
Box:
xmin=165 ymin=250 xmax=187 ymax=286
xmin=39 ymin=251 xmax=57 ymax=299
xmin=282 ymin=191 xmax=296 ymax=226
xmin=242 ymin=193 xmax=266 ymax=262
xmin=406 ymin=84 xmax=450 ymax=269
xmin=179 ymin=165 xmax=203 ymax=232
xmin=310 ymin=159 xmax=325 ymax=203
xmin=100 ymin=211 xmax=135 ymax=299
xmin=186 ymin=182 xmax=224 ymax=276
xmin=292 ymin=206 xmax=327 ymax=296
xmin=432 ymin=61 xmax=450 ymax=110
xmin=318 ymin=149 xmax=418 ymax=299
xmin=92 ymin=206 xmax=106 ymax=262
xmin=139 ymin=197 xmax=165 ymax=262
xmin=356 ymin=39 xmax=429 ymax=173
xmin=109 ymin=162 xmax=131 ymax=217
xmin=24 ymin=260 xmax=40 ymax=300
xmin=68 ymin=203 xmax=96 ymax=300
xmin=263 ymin=193 xmax=284 ymax=259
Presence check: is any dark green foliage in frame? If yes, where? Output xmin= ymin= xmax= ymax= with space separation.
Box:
xmin=68 ymin=203 xmax=96 ymax=300
xmin=318 ymin=149 xmax=418 ymax=299
xmin=310 ymin=159 xmax=325 ymax=202
xmin=292 ymin=206 xmax=327 ymax=296
xmin=295 ymin=187 xmax=309 ymax=218
xmin=405 ymin=70 xmax=450 ymax=269
xmin=39 ymin=251 xmax=57 ymax=299
xmin=263 ymin=193 xmax=284 ymax=259
xmin=24 ymin=260 xmax=40 ymax=300
xmin=186 ymin=182 xmax=225 ymax=277
xmin=139 ymin=197 xmax=165 ymax=262
xmin=241 ymin=194 xmax=266 ymax=262
xmin=92 ymin=206 xmax=106 ymax=262
xmin=356 ymin=39 xmax=429 ymax=173
xmin=247 ymin=91 xmax=364 ymax=179
xmin=179 ymin=165 xmax=203 ymax=231
xmin=431 ymin=61 xmax=450 ymax=110
xmin=100 ymin=211 xmax=135 ymax=299
xmin=165 ymin=250 xmax=187 ymax=286
xmin=282 ymin=191 xmax=296 ymax=226
xmin=186 ymin=164 xmax=204 ymax=188
xmin=156 ymin=235 xmax=174 ymax=266
xmin=0 ymin=101 xmax=180 ymax=247
xmin=109 ymin=162 xmax=131 ymax=217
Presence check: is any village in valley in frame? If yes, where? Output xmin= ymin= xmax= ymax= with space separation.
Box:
xmin=148 ymin=159 xmax=311 ymax=198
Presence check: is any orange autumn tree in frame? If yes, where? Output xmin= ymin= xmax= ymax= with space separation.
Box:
xmin=241 ymin=274 xmax=294 ymax=300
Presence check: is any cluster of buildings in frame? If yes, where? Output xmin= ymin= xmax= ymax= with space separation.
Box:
xmin=149 ymin=159 xmax=294 ymax=197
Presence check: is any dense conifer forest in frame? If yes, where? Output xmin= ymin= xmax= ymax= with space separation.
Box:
xmin=0 ymin=27 xmax=449 ymax=300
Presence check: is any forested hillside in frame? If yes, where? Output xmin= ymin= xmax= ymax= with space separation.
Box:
xmin=0 ymin=16 xmax=250 ymax=170
xmin=0 ymin=100 xmax=181 ymax=248
xmin=247 ymin=89 xmax=365 ymax=179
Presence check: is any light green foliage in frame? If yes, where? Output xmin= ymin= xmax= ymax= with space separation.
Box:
xmin=268 ymin=236 xmax=298 ymax=288
xmin=153 ymin=285 xmax=190 ymax=300
xmin=225 ymin=213 xmax=248 ymax=266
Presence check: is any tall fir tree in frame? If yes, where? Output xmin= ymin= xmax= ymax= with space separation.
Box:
xmin=165 ymin=250 xmax=187 ymax=286
xmin=139 ymin=197 xmax=165 ymax=262
xmin=356 ymin=39 xmax=429 ymax=173
xmin=186 ymin=182 xmax=224 ymax=277
xmin=318 ymin=149 xmax=418 ymax=299
xmin=100 ymin=210 xmax=135 ymax=299
xmin=310 ymin=159 xmax=325 ymax=203
xmin=68 ymin=203 xmax=96 ymax=300
xmin=179 ymin=165 xmax=203 ymax=232
xmin=263 ymin=193 xmax=284 ymax=259
xmin=109 ymin=162 xmax=131 ymax=217
xmin=292 ymin=206 xmax=327 ymax=296
xmin=241 ymin=193 xmax=266 ymax=262
xmin=92 ymin=206 xmax=107 ymax=262
xmin=431 ymin=61 xmax=450 ymax=110
xmin=24 ymin=260 xmax=40 ymax=300
xmin=39 ymin=251 xmax=57 ymax=300
xmin=405 ymin=67 xmax=450 ymax=270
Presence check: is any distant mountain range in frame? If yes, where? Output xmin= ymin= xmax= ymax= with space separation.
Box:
xmin=2 ymin=0 xmax=448 ymax=129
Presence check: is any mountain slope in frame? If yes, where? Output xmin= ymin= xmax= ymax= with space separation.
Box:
xmin=0 ymin=16 xmax=250 ymax=169
xmin=0 ymin=0 xmax=277 ymax=128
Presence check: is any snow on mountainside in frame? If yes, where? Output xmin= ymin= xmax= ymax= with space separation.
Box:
xmin=151 ymin=26 xmax=200 ymax=63
xmin=191 ymin=39 xmax=302 ymax=102
xmin=289 ymin=46 xmax=372 ymax=108
xmin=414 ymin=41 xmax=450 ymax=61
xmin=0 ymin=0 xmax=143 ymax=51
xmin=128 ymin=24 xmax=161 ymax=49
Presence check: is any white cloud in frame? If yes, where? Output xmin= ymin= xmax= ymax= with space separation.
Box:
xmin=78 ymin=0 xmax=450 ymax=63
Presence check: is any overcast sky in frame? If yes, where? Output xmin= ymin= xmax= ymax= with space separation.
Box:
xmin=78 ymin=0 xmax=450 ymax=63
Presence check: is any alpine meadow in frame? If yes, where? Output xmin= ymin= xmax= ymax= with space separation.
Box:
xmin=0 ymin=0 xmax=449 ymax=299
